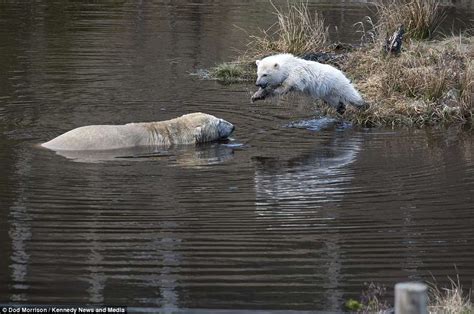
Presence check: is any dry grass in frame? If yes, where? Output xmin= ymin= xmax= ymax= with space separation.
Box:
xmin=204 ymin=0 xmax=473 ymax=128
xmin=208 ymin=0 xmax=329 ymax=83
xmin=460 ymin=59 xmax=474 ymax=118
xmin=339 ymin=35 xmax=474 ymax=127
xmin=373 ymin=0 xmax=446 ymax=41
xmin=428 ymin=274 xmax=473 ymax=314
xmin=348 ymin=275 xmax=473 ymax=313
xmin=243 ymin=0 xmax=329 ymax=60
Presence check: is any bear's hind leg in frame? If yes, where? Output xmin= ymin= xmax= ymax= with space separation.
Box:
xmin=336 ymin=102 xmax=346 ymax=114
xmin=351 ymin=101 xmax=370 ymax=111
xmin=323 ymin=95 xmax=346 ymax=114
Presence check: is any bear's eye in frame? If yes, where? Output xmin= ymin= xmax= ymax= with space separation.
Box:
xmin=262 ymin=74 xmax=267 ymax=77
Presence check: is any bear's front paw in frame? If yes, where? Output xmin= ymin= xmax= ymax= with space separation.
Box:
xmin=251 ymin=87 xmax=271 ymax=103
xmin=250 ymin=94 xmax=262 ymax=103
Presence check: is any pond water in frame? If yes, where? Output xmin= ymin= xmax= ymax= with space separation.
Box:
xmin=0 ymin=1 xmax=473 ymax=312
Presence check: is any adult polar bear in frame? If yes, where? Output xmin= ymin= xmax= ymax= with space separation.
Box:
xmin=251 ymin=53 xmax=365 ymax=113
xmin=42 ymin=113 xmax=234 ymax=151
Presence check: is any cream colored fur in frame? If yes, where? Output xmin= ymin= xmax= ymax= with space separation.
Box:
xmin=41 ymin=113 xmax=234 ymax=151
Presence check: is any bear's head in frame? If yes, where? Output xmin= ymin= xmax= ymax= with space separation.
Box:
xmin=255 ymin=56 xmax=287 ymax=89
xmin=255 ymin=59 xmax=284 ymax=88
xmin=185 ymin=113 xmax=235 ymax=143
xmin=215 ymin=118 xmax=235 ymax=140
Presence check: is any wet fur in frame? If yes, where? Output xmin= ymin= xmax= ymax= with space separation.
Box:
xmin=42 ymin=113 xmax=233 ymax=151
xmin=252 ymin=53 xmax=365 ymax=112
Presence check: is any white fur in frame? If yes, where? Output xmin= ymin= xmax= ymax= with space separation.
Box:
xmin=255 ymin=53 xmax=364 ymax=110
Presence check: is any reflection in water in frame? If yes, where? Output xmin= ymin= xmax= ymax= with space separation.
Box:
xmin=254 ymin=132 xmax=361 ymax=309
xmin=44 ymin=143 xmax=235 ymax=167
xmin=159 ymin=237 xmax=180 ymax=309
xmin=0 ymin=0 xmax=473 ymax=312
xmin=7 ymin=141 xmax=192 ymax=308
xmin=255 ymin=133 xmax=360 ymax=213
xmin=86 ymin=247 xmax=105 ymax=304
xmin=9 ymin=146 xmax=32 ymax=303
xmin=399 ymin=204 xmax=423 ymax=277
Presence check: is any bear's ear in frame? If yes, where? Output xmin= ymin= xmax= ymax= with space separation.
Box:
xmin=274 ymin=63 xmax=279 ymax=69
xmin=255 ymin=60 xmax=260 ymax=66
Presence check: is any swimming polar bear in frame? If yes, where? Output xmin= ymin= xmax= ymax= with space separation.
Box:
xmin=251 ymin=53 xmax=366 ymax=113
xmin=41 ymin=112 xmax=235 ymax=151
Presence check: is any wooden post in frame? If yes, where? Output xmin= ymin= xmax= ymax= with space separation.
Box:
xmin=395 ymin=282 xmax=428 ymax=314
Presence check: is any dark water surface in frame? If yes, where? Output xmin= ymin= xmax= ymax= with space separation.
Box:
xmin=0 ymin=1 xmax=473 ymax=312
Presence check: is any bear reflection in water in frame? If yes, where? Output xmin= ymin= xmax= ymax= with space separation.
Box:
xmin=49 ymin=142 xmax=235 ymax=167
xmin=254 ymin=132 xmax=362 ymax=216
xmin=252 ymin=130 xmax=362 ymax=310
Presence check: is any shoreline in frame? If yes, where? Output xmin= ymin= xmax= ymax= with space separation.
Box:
xmin=196 ymin=0 xmax=473 ymax=129
xmin=199 ymin=35 xmax=473 ymax=128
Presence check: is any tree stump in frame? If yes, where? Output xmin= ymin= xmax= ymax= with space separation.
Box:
xmin=384 ymin=25 xmax=405 ymax=55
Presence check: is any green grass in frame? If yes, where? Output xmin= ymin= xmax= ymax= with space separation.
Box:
xmin=208 ymin=62 xmax=254 ymax=83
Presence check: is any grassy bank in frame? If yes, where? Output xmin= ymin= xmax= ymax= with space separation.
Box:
xmin=205 ymin=0 xmax=473 ymax=128
xmin=341 ymin=36 xmax=473 ymax=127
xmin=346 ymin=276 xmax=473 ymax=313
xmin=207 ymin=1 xmax=330 ymax=84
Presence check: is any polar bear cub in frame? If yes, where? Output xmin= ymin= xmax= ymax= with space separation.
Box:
xmin=251 ymin=53 xmax=365 ymax=113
